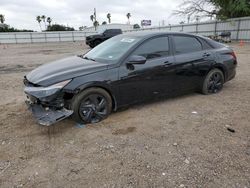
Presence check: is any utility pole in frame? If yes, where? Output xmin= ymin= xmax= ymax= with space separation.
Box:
xmin=187 ymin=15 xmax=190 ymax=24
xmin=94 ymin=8 xmax=96 ymax=21
xmin=94 ymin=8 xmax=97 ymax=31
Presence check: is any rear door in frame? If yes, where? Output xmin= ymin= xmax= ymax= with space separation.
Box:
xmin=171 ymin=35 xmax=215 ymax=92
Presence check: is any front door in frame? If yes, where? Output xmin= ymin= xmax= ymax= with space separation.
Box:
xmin=117 ymin=36 xmax=175 ymax=106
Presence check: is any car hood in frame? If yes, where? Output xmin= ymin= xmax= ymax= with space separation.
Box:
xmin=87 ymin=34 xmax=102 ymax=38
xmin=26 ymin=56 xmax=108 ymax=86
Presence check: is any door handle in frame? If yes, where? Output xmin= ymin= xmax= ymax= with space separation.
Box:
xmin=203 ymin=53 xmax=211 ymax=57
xmin=163 ymin=61 xmax=173 ymax=66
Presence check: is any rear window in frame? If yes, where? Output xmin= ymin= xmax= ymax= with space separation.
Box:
xmin=205 ymin=37 xmax=226 ymax=49
xmin=107 ymin=29 xmax=122 ymax=34
xmin=173 ymin=35 xmax=202 ymax=54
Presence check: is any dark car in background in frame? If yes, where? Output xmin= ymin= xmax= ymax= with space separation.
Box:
xmin=24 ymin=32 xmax=237 ymax=126
xmin=86 ymin=29 xmax=122 ymax=48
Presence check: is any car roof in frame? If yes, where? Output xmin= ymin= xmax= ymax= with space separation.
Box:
xmin=121 ymin=31 xmax=200 ymax=39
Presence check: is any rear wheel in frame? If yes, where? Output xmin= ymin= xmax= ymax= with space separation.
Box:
xmin=201 ymin=68 xmax=224 ymax=95
xmin=71 ymin=88 xmax=112 ymax=124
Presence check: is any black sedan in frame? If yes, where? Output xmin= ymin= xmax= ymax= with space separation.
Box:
xmin=24 ymin=32 xmax=237 ymax=126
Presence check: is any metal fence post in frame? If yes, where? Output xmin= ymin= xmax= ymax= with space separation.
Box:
xmin=72 ymin=32 xmax=75 ymax=42
xmin=44 ymin=32 xmax=47 ymax=42
xmin=14 ymin=33 xmax=17 ymax=44
xmin=59 ymin=32 xmax=61 ymax=42
xmin=214 ymin=21 xmax=217 ymax=36
xmin=236 ymin=19 xmax=241 ymax=41
xmin=30 ymin=33 xmax=33 ymax=43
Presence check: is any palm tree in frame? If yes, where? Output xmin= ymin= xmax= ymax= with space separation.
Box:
xmin=90 ymin=15 xmax=94 ymax=22
xmin=41 ymin=15 xmax=46 ymax=30
xmin=107 ymin=13 xmax=111 ymax=24
xmin=36 ymin=16 xmax=42 ymax=31
xmin=126 ymin=13 xmax=131 ymax=24
xmin=46 ymin=17 xmax=52 ymax=26
xmin=0 ymin=14 xmax=5 ymax=24
xmin=93 ymin=20 xmax=99 ymax=30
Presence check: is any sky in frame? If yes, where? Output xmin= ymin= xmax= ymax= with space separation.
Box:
xmin=0 ymin=0 xmax=185 ymax=31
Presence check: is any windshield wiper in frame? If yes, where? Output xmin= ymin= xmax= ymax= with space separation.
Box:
xmin=79 ymin=55 xmax=96 ymax=62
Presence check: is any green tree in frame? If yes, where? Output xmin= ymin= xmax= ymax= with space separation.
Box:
xmin=133 ymin=24 xmax=140 ymax=29
xmin=174 ymin=0 xmax=250 ymax=20
xmin=41 ymin=15 xmax=46 ymax=30
xmin=126 ymin=13 xmax=131 ymax=24
xmin=102 ymin=21 xmax=107 ymax=25
xmin=47 ymin=24 xmax=74 ymax=31
xmin=0 ymin=14 xmax=5 ymax=24
xmin=36 ymin=16 xmax=42 ymax=31
xmin=107 ymin=13 xmax=111 ymax=23
xmin=90 ymin=15 xmax=94 ymax=22
xmin=79 ymin=26 xmax=87 ymax=31
xmin=46 ymin=17 xmax=52 ymax=26
xmin=93 ymin=20 xmax=99 ymax=30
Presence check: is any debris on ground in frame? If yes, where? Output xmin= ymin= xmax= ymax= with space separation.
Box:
xmin=184 ymin=159 xmax=190 ymax=164
xmin=191 ymin=111 xmax=198 ymax=114
xmin=225 ymin=124 xmax=235 ymax=133
xmin=0 ymin=161 xmax=11 ymax=175
xmin=246 ymin=147 xmax=250 ymax=155
xmin=173 ymin=143 xmax=178 ymax=146
xmin=75 ymin=123 xmax=85 ymax=128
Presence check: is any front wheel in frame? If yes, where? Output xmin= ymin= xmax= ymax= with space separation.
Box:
xmin=201 ymin=68 xmax=224 ymax=95
xmin=71 ymin=88 xmax=112 ymax=124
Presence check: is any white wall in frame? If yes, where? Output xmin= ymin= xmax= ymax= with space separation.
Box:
xmin=83 ymin=23 xmax=133 ymax=32
xmin=0 ymin=17 xmax=249 ymax=44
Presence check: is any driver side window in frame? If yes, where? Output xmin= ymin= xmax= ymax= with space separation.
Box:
xmin=132 ymin=36 xmax=169 ymax=60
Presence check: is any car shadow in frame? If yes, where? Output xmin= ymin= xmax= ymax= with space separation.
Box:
xmin=115 ymin=90 xmax=198 ymax=113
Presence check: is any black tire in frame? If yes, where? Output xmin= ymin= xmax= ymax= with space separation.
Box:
xmin=71 ymin=87 xmax=112 ymax=124
xmin=201 ymin=68 xmax=224 ymax=95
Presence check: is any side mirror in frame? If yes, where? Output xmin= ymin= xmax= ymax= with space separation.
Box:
xmin=128 ymin=55 xmax=146 ymax=65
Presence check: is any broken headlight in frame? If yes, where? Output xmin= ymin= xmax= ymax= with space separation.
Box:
xmin=24 ymin=79 xmax=71 ymax=98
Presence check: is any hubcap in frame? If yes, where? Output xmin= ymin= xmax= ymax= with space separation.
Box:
xmin=79 ymin=94 xmax=108 ymax=123
xmin=207 ymin=72 xmax=223 ymax=93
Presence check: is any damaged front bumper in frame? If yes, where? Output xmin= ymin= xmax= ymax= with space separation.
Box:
xmin=23 ymin=79 xmax=74 ymax=126
xmin=26 ymin=100 xmax=73 ymax=126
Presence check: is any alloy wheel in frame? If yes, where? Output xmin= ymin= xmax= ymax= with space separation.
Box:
xmin=207 ymin=72 xmax=223 ymax=93
xmin=79 ymin=94 xmax=108 ymax=123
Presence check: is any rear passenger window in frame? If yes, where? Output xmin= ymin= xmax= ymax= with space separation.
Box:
xmin=132 ymin=37 xmax=169 ymax=60
xmin=173 ymin=36 xmax=202 ymax=54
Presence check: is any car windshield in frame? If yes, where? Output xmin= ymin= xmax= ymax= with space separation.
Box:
xmin=83 ymin=35 xmax=140 ymax=64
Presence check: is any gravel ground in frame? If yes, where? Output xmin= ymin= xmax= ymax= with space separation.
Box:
xmin=0 ymin=42 xmax=249 ymax=188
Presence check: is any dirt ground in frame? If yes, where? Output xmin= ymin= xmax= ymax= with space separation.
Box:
xmin=0 ymin=41 xmax=249 ymax=188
